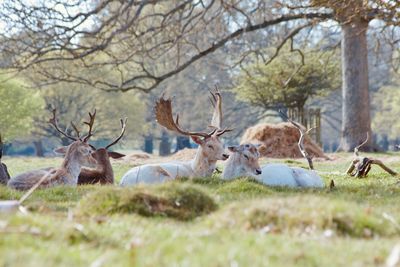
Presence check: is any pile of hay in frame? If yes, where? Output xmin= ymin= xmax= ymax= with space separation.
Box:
xmin=76 ymin=183 xmax=217 ymax=220
xmin=241 ymin=122 xmax=327 ymax=158
xmin=169 ymin=148 xmax=197 ymax=161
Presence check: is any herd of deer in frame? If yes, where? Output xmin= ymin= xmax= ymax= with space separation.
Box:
xmin=0 ymin=88 xmax=325 ymax=192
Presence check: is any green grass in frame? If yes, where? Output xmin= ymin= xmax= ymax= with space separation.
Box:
xmin=1 ymin=154 xmax=400 ymax=266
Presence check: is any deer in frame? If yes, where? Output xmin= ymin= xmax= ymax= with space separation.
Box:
xmin=222 ymin=113 xmax=324 ymax=188
xmin=120 ymin=88 xmax=231 ymax=186
xmin=0 ymin=134 xmax=11 ymax=185
xmin=77 ymin=118 xmax=127 ymax=185
xmin=7 ymin=109 xmax=98 ymax=190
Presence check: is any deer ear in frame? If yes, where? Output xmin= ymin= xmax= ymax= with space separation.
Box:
xmin=54 ymin=146 xmax=68 ymax=155
xmin=257 ymin=144 xmax=267 ymax=155
xmin=108 ymin=151 xmax=126 ymax=159
xmin=228 ymin=146 xmax=239 ymax=152
xmin=191 ymin=136 xmax=204 ymax=145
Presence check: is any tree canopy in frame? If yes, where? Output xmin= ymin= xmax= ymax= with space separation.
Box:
xmin=233 ymin=49 xmax=340 ymax=111
xmin=0 ymin=77 xmax=44 ymax=140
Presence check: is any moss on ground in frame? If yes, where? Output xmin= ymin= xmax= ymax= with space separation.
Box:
xmin=77 ymin=183 xmax=217 ymax=220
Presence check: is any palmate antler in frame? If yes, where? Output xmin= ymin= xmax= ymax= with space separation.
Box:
xmin=155 ymin=96 xmax=219 ymax=138
xmin=279 ymin=110 xmax=314 ymax=170
xmin=208 ymin=85 xmax=233 ymax=137
xmin=209 ymin=85 xmax=222 ymax=129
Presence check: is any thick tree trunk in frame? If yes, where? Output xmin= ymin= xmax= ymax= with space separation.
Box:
xmin=339 ymin=19 xmax=372 ymax=151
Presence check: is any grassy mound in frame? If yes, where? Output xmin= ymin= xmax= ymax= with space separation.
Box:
xmin=77 ymin=183 xmax=217 ymax=220
xmin=209 ymin=195 xmax=398 ymax=238
xmin=214 ymin=178 xmax=272 ymax=195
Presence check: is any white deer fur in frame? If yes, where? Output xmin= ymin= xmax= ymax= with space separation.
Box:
xmin=222 ymin=144 xmax=324 ymax=188
xmin=120 ymin=135 xmax=228 ymax=186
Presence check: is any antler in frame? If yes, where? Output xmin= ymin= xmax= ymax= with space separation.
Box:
xmin=82 ymin=109 xmax=96 ymax=142
xmin=105 ymin=118 xmax=128 ymax=149
xmin=209 ymin=85 xmax=222 ymax=129
xmin=354 ymin=132 xmax=369 ymax=157
xmin=155 ymin=96 xmax=217 ymax=138
xmin=279 ymin=110 xmax=314 ymax=170
xmin=208 ymin=85 xmax=233 ymax=137
xmin=49 ymin=109 xmax=78 ymax=141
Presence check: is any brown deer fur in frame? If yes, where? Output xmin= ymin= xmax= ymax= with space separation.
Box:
xmin=78 ymin=118 xmax=127 ymax=185
xmin=78 ymin=148 xmax=125 ymax=184
xmin=0 ymin=134 xmax=10 ymax=185
xmin=8 ymin=141 xmax=96 ymax=190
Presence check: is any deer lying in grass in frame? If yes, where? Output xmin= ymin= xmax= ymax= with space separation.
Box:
xmin=0 ymin=134 xmax=10 ymax=185
xmin=7 ymin=110 xmax=97 ymax=190
xmin=346 ymin=133 xmax=397 ymax=178
xmin=120 ymin=89 xmax=231 ymax=186
xmin=222 ymin=115 xmax=324 ymax=188
xmin=78 ymin=118 xmax=127 ymax=185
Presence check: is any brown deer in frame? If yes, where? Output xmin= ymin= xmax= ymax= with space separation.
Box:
xmin=120 ymin=88 xmax=231 ymax=185
xmin=0 ymin=134 xmax=10 ymax=185
xmin=7 ymin=110 xmax=97 ymax=190
xmin=77 ymin=118 xmax=127 ymax=185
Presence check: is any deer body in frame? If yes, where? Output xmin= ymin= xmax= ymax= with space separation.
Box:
xmin=121 ymin=89 xmax=231 ymax=186
xmin=222 ymin=144 xmax=324 ymax=188
xmin=8 ymin=141 xmax=96 ymax=190
xmin=120 ymin=142 xmax=220 ymax=185
xmin=78 ymin=149 xmax=125 ymax=185
xmin=0 ymin=135 xmax=10 ymax=185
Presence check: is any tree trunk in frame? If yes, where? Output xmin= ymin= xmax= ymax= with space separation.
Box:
xmin=143 ymin=135 xmax=153 ymax=154
xmin=33 ymin=140 xmax=45 ymax=157
xmin=159 ymin=131 xmax=171 ymax=156
xmin=175 ymin=136 xmax=191 ymax=152
xmin=339 ymin=19 xmax=372 ymax=151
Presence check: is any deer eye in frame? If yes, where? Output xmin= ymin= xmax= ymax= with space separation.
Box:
xmin=208 ymin=145 xmax=214 ymax=150
xmin=244 ymin=155 xmax=249 ymax=160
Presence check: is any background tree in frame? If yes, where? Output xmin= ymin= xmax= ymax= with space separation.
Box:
xmin=0 ymin=0 xmax=399 ymax=151
xmin=0 ymin=77 xmax=43 ymax=140
xmin=372 ymin=81 xmax=400 ymax=146
xmin=31 ymin=85 xmax=146 ymax=154
xmin=233 ymin=49 xmax=340 ymax=111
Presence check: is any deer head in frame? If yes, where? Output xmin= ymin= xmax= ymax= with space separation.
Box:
xmin=90 ymin=118 xmax=127 ymax=162
xmin=155 ymin=94 xmax=231 ymax=161
xmin=227 ymin=144 xmax=262 ymax=176
xmin=50 ymin=109 xmax=97 ymax=167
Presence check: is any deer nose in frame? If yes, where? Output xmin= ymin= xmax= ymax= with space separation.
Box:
xmin=222 ymin=154 xmax=229 ymax=159
xmin=256 ymin=169 xmax=262 ymax=175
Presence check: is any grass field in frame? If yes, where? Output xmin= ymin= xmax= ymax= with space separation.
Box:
xmin=1 ymin=153 xmax=400 ymax=267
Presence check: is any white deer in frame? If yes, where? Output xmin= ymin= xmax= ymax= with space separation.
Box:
xmin=222 ymin=113 xmax=324 ymax=188
xmin=120 ymin=88 xmax=231 ymax=186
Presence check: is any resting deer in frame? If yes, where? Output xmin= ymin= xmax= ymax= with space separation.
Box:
xmin=222 ymin=114 xmax=324 ymax=188
xmin=0 ymin=134 xmax=10 ymax=185
xmin=7 ymin=110 xmax=97 ymax=190
xmin=78 ymin=118 xmax=127 ymax=185
xmin=120 ymin=88 xmax=231 ymax=186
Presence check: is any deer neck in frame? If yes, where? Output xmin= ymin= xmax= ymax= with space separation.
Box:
xmin=60 ymin=154 xmax=82 ymax=185
xmin=222 ymin=153 xmax=247 ymax=179
xmin=190 ymin=147 xmax=216 ymax=177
